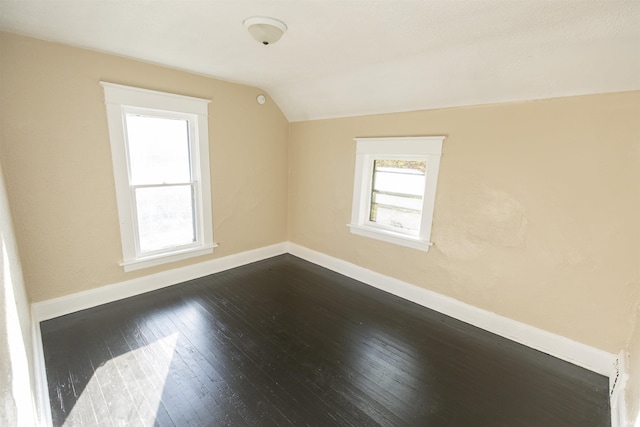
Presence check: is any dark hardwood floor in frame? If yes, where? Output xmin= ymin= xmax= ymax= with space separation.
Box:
xmin=41 ymin=254 xmax=610 ymax=426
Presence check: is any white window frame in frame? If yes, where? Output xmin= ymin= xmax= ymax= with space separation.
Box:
xmin=348 ymin=136 xmax=445 ymax=252
xmin=101 ymin=82 xmax=216 ymax=272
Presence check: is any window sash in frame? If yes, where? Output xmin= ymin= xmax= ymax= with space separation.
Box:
xmin=130 ymin=182 xmax=200 ymax=257
xmin=124 ymin=113 xmax=193 ymax=186
xmin=364 ymin=156 xmax=428 ymax=236
xmin=122 ymin=107 xmax=199 ymax=184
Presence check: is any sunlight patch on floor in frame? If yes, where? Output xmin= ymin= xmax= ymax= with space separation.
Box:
xmin=64 ymin=332 xmax=179 ymax=426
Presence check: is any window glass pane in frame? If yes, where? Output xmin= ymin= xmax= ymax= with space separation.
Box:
xmin=135 ymin=185 xmax=195 ymax=253
xmin=370 ymin=160 xmax=426 ymax=233
xmin=126 ymin=115 xmax=191 ymax=185
xmin=371 ymin=205 xmax=423 ymax=232
xmin=372 ymin=160 xmax=426 ymax=196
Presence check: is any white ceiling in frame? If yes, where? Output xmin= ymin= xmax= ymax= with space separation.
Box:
xmin=1 ymin=0 xmax=639 ymax=122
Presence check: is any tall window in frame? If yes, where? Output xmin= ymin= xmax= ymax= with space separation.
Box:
xmin=349 ymin=136 xmax=444 ymax=251
xmin=101 ymin=83 xmax=215 ymax=271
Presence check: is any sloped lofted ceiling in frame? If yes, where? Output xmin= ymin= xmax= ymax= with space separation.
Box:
xmin=0 ymin=0 xmax=638 ymax=122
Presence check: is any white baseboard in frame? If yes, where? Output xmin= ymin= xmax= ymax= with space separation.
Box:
xmin=31 ymin=241 xmax=622 ymax=425
xmin=32 ymin=242 xmax=288 ymax=322
xmin=610 ymin=350 xmax=629 ymax=427
xmin=31 ymin=242 xmax=288 ymax=427
xmin=287 ymin=243 xmax=617 ymax=378
xmin=31 ymin=306 xmax=52 ymax=427
xmin=33 ymin=240 xmax=617 ymax=376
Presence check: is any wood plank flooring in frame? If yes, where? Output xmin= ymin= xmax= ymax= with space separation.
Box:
xmin=41 ymin=254 xmax=610 ymax=426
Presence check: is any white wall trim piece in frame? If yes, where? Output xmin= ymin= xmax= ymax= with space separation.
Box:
xmin=610 ymin=350 xmax=629 ymax=427
xmin=31 ymin=306 xmax=52 ymax=427
xmin=287 ymin=243 xmax=617 ymax=378
xmin=32 ymin=242 xmax=288 ymax=322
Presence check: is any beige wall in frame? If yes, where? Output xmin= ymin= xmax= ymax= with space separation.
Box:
xmin=0 ymin=32 xmax=289 ymax=302
xmin=289 ymin=92 xmax=640 ymax=354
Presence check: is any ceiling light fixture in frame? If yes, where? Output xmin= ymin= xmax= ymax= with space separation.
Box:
xmin=243 ymin=16 xmax=287 ymax=45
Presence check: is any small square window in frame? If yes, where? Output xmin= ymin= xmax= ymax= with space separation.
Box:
xmin=349 ymin=137 xmax=444 ymax=251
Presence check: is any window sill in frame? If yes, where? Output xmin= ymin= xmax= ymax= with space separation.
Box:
xmin=347 ymin=224 xmax=433 ymax=252
xmin=120 ymin=243 xmax=219 ymax=272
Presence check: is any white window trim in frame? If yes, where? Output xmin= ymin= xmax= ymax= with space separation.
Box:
xmin=101 ymin=82 xmax=216 ymax=272
xmin=348 ymin=136 xmax=445 ymax=252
